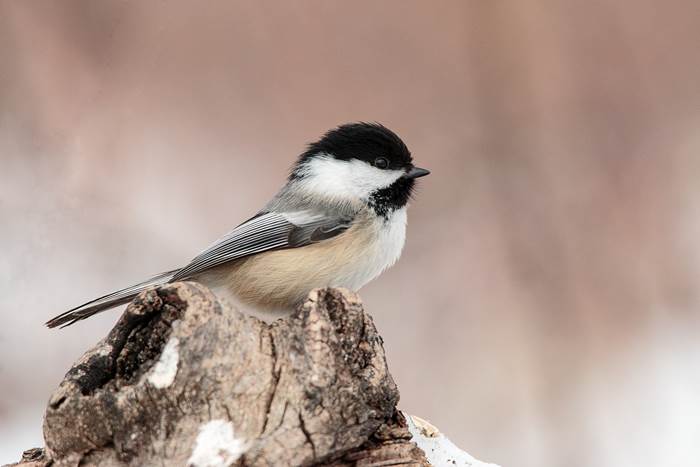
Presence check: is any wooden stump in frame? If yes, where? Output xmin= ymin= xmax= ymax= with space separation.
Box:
xmin=8 ymin=283 xmax=429 ymax=466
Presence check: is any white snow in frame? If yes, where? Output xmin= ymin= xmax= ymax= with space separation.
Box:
xmin=147 ymin=336 xmax=180 ymax=388
xmin=187 ymin=419 xmax=247 ymax=467
xmin=406 ymin=413 xmax=501 ymax=467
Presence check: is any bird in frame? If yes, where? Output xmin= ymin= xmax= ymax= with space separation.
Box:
xmin=46 ymin=122 xmax=429 ymax=328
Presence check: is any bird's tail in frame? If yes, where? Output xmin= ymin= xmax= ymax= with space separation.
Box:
xmin=45 ymin=269 xmax=180 ymax=328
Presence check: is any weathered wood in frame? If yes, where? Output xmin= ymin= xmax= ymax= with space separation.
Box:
xmin=7 ymin=283 xmax=430 ymax=466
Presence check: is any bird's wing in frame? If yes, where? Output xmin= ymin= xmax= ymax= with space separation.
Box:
xmin=171 ymin=210 xmax=353 ymax=281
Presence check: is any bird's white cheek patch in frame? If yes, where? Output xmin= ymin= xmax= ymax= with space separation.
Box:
xmin=298 ymin=154 xmax=404 ymax=201
xmin=187 ymin=419 xmax=247 ymax=467
xmin=147 ymin=335 xmax=180 ymax=388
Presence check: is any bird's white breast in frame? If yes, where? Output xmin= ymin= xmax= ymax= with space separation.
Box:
xmin=330 ymin=206 xmax=407 ymax=290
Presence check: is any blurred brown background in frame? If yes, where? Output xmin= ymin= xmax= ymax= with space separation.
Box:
xmin=2 ymin=1 xmax=700 ymax=466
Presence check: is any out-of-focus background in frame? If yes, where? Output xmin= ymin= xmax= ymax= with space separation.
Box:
xmin=2 ymin=1 xmax=700 ymax=466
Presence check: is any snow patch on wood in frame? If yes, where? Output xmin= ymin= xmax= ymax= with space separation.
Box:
xmin=406 ymin=413 xmax=500 ymax=467
xmin=187 ymin=419 xmax=247 ymax=467
xmin=147 ymin=336 xmax=179 ymax=388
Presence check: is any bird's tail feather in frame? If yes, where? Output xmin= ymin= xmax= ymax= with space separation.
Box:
xmin=46 ymin=269 xmax=179 ymax=328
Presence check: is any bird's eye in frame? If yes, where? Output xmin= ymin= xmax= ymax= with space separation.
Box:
xmin=374 ymin=157 xmax=389 ymax=169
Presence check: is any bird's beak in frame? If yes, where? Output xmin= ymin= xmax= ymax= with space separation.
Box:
xmin=404 ymin=166 xmax=430 ymax=179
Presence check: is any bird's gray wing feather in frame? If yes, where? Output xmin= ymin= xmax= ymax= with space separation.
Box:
xmin=171 ymin=210 xmax=353 ymax=281
xmin=48 ymin=211 xmax=351 ymax=328
xmin=46 ymin=269 xmax=179 ymax=328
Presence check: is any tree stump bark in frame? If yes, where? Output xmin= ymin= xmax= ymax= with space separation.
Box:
xmin=5 ymin=283 xmax=495 ymax=467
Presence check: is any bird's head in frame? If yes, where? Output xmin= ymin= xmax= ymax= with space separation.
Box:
xmin=291 ymin=122 xmax=429 ymax=215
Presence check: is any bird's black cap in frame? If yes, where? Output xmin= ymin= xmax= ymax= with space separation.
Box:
xmin=294 ymin=122 xmax=413 ymax=174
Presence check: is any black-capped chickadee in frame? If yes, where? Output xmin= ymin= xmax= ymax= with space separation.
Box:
xmin=47 ymin=123 xmax=429 ymax=328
